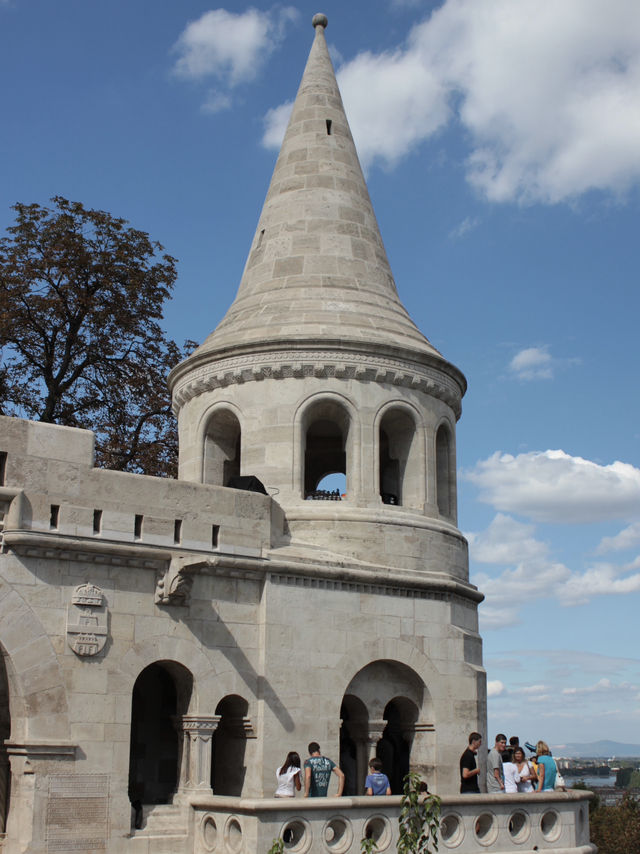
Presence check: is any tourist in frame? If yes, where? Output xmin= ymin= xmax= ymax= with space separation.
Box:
xmin=535 ymin=741 xmax=557 ymax=791
xmin=487 ymin=733 xmax=507 ymax=792
xmin=275 ymin=751 xmax=302 ymax=797
xmin=365 ymin=758 xmax=391 ymax=795
xmin=503 ymin=749 xmax=521 ymax=793
xmin=513 ymin=746 xmax=537 ymax=792
xmin=304 ymin=742 xmax=345 ymax=797
xmin=459 ymin=731 xmax=482 ymax=793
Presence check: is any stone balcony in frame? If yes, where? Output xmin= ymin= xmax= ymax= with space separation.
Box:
xmin=127 ymin=790 xmax=596 ymax=854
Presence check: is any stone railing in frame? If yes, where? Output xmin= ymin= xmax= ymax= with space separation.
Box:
xmin=185 ymin=790 xmax=596 ymax=854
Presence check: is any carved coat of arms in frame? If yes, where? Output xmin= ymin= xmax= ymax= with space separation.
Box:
xmin=66 ymin=583 xmax=108 ymax=656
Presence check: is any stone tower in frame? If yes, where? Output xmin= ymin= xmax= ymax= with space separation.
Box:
xmin=0 ymin=15 xmax=598 ymax=854
xmin=169 ymin=13 xmax=485 ymax=795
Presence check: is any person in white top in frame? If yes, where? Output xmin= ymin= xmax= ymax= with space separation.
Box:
xmin=502 ymin=750 xmax=519 ymax=793
xmin=513 ymin=746 xmax=537 ymax=793
xmin=275 ymin=751 xmax=302 ymax=797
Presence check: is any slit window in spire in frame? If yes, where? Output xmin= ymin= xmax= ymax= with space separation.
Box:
xmin=326 ymin=119 xmax=332 ymax=135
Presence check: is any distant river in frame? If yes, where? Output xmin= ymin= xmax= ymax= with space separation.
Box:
xmin=567 ymin=774 xmax=617 ymax=788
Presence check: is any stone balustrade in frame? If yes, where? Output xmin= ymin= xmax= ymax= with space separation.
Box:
xmin=185 ymin=790 xmax=595 ymax=854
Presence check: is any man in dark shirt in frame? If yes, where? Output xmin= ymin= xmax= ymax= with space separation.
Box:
xmin=304 ymin=742 xmax=344 ymax=797
xmin=459 ymin=732 xmax=482 ymax=793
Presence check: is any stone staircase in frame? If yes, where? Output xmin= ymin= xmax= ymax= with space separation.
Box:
xmin=128 ymin=803 xmax=189 ymax=853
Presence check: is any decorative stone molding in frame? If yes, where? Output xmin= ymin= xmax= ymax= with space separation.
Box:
xmin=66 ymin=583 xmax=108 ymax=657
xmin=170 ymin=349 xmax=464 ymax=417
xmin=3 ymin=530 xmax=168 ymax=569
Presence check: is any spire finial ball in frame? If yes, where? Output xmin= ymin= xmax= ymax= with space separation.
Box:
xmin=312 ymin=13 xmax=328 ymax=29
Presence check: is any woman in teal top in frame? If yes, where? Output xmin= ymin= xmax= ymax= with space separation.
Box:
xmin=535 ymin=740 xmax=557 ymax=791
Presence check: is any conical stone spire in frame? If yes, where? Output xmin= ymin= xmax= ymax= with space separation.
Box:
xmin=193 ymin=13 xmax=441 ymax=362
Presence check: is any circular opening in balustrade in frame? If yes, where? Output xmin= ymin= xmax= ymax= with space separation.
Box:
xmin=473 ymin=812 xmax=498 ymax=846
xmin=225 ymin=817 xmax=243 ymax=852
xmin=541 ymin=810 xmax=561 ymax=842
xmin=282 ymin=818 xmax=312 ymax=854
xmin=440 ymin=812 xmax=464 ymax=847
xmin=508 ymin=810 xmax=530 ymax=843
xmin=362 ymin=815 xmax=392 ymax=851
xmin=324 ymin=816 xmax=353 ymax=853
xmin=201 ymin=814 xmax=218 ymax=851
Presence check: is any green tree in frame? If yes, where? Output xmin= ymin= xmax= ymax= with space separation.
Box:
xmin=397 ymin=772 xmax=441 ymax=854
xmin=589 ymin=792 xmax=640 ymax=854
xmin=0 ymin=197 xmax=194 ymax=476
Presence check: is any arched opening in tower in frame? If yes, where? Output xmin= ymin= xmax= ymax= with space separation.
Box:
xmin=211 ymin=694 xmax=249 ymax=796
xmin=0 ymin=649 xmax=11 ymax=835
xmin=341 ymin=660 xmax=428 ymax=795
xmin=435 ymin=424 xmax=453 ymax=517
xmin=379 ymin=408 xmax=420 ymax=507
xmin=303 ymin=401 xmax=350 ymax=498
xmin=203 ymin=408 xmax=241 ymax=487
xmin=377 ymin=697 xmax=419 ymax=794
xmin=128 ymin=661 xmax=193 ymax=809
xmin=339 ymin=694 xmax=369 ymax=795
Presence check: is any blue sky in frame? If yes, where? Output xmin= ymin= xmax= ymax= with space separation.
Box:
xmin=2 ymin=0 xmax=640 ymax=751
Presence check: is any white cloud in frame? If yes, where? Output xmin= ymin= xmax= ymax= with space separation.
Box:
xmin=262 ymin=100 xmax=293 ymax=149
xmin=487 ymin=680 xmax=505 ymax=697
xmin=448 ymin=216 xmax=480 ymax=241
xmin=521 ymin=684 xmax=547 ymax=695
xmin=336 ymin=48 xmax=451 ymax=169
xmin=470 ymin=513 xmax=640 ymax=624
xmin=466 ymin=513 xmax=548 ymax=564
xmin=174 ymin=6 xmax=298 ymax=107
xmin=597 ymin=521 xmax=640 ymax=554
xmin=263 ymin=0 xmax=640 ymax=204
xmin=464 ymin=450 xmax=640 ymax=524
xmin=509 ymin=347 xmax=553 ymax=380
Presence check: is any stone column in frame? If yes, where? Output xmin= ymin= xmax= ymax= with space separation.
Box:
xmin=366 ymin=720 xmax=387 ymax=765
xmin=176 ymin=715 xmax=219 ymax=796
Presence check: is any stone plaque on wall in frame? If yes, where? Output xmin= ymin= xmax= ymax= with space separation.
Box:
xmin=46 ymin=774 xmax=109 ymax=852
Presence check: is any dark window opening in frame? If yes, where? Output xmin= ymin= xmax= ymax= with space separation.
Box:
xmin=203 ymin=410 xmax=241 ymax=487
xmin=303 ymin=401 xmax=350 ymax=499
xmin=379 ymin=409 xmax=419 ymax=508
xmin=326 ymin=119 xmax=332 ymax=135
xmin=0 ymin=452 xmax=6 ymax=486
xmin=436 ymin=425 xmax=452 ymax=517
xmin=134 ymin=514 xmax=143 ymax=540
xmin=93 ymin=509 xmax=102 ymax=534
xmin=49 ymin=505 xmax=60 ymax=529
xmin=211 ymin=525 xmax=219 ymax=548
xmin=211 ymin=695 xmax=249 ymax=795
xmin=128 ymin=661 xmax=193 ymax=809
xmin=173 ymin=519 xmax=182 ymax=544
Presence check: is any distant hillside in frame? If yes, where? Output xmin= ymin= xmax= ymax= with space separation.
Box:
xmin=551 ymin=740 xmax=640 ymax=759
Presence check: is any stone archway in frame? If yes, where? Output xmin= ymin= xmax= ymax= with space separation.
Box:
xmin=211 ymin=695 xmax=249 ymax=796
xmin=341 ymin=660 xmax=429 ymax=794
xmin=128 ymin=661 xmax=193 ymax=806
xmin=339 ymin=694 xmax=369 ymax=796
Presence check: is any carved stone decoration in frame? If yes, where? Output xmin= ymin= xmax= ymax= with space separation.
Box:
xmin=66 ymin=583 xmax=108 ymax=657
xmin=155 ymin=556 xmax=198 ymax=605
xmin=177 ymin=715 xmax=220 ymax=794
